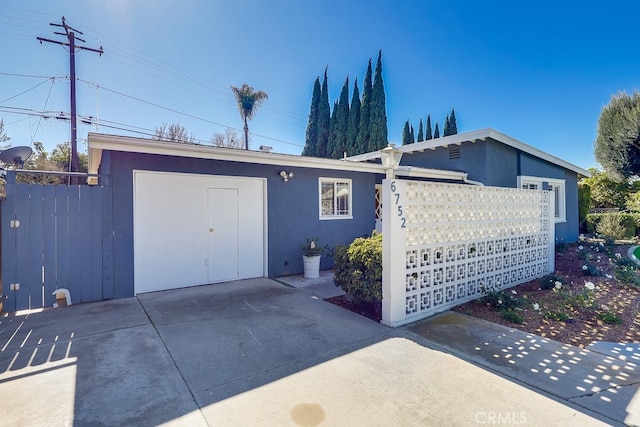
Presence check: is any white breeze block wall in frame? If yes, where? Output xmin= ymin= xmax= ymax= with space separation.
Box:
xmin=382 ymin=179 xmax=554 ymax=327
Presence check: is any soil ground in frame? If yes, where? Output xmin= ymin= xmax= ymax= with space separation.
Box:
xmin=327 ymin=242 xmax=640 ymax=348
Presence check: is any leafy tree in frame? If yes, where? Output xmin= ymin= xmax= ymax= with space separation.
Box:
xmin=594 ymin=91 xmax=640 ymax=180
xmin=346 ymin=78 xmax=361 ymax=155
xmin=317 ymin=69 xmax=331 ymax=157
xmin=434 ymin=122 xmax=440 ymax=138
xmin=0 ymin=118 xmax=10 ymax=148
xmin=449 ymin=108 xmax=458 ymax=134
xmin=578 ymin=182 xmax=591 ymax=231
xmin=402 ymin=120 xmax=411 ymax=145
xmin=425 ymin=115 xmax=433 ymax=140
xmin=211 ymin=128 xmax=243 ymax=149
xmin=417 ymin=119 xmax=424 ymax=142
xmin=329 ymin=77 xmax=350 ymax=159
xmin=356 ymin=59 xmax=372 ymax=154
xmin=230 ymin=83 xmax=268 ymax=150
xmin=581 ymin=168 xmax=631 ymax=209
xmin=626 ymin=191 xmax=640 ymax=212
xmin=19 ymin=142 xmax=88 ymax=184
xmin=369 ymin=50 xmax=388 ymax=151
xmin=154 ymin=122 xmax=195 ymax=144
xmin=302 ymin=77 xmax=321 ymax=156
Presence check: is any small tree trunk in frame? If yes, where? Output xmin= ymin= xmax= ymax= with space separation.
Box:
xmin=243 ymin=116 xmax=249 ymax=150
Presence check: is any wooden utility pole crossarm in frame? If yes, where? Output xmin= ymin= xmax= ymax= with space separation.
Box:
xmin=37 ymin=17 xmax=103 ymax=185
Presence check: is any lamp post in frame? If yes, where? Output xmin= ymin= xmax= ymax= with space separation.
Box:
xmin=380 ymin=143 xmax=403 ymax=179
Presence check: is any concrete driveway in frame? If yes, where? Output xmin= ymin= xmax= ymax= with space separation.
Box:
xmin=0 ymin=278 xmax=619 ymax=426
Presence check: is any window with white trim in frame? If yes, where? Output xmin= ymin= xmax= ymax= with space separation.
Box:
xmin=319 ymin=178 xmax=352 ymax=219
xmin=518 ymin=176 xmax=566 ymax=222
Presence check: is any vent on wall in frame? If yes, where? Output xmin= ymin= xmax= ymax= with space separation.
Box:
xmin=449 ymin=147 xmax=461 ymax=160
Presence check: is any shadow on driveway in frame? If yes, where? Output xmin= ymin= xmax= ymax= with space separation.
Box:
xmin=0 ymin=278 xmax=616 ymax=426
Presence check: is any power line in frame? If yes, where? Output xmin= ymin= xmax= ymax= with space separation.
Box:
xmin=0 ymin=5 xmax=59 ymax=18
xmin=79 ymin=80 xmax=304 ymax=147
xmin=0 ymin=76 xmax=56 ymax=104
xmin=37 ymin=16 xmax=103 ymax=182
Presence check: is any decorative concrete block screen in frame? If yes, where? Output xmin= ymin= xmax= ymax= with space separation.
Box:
xmin=381 ymin=179 xmax=555 ymax=327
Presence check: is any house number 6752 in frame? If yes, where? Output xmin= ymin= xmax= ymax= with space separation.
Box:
xmin=390 ymin=181 xmax=406 ymax=229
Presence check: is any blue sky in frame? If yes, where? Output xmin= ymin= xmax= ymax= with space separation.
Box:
xmin=1 ymin=1 xmax=638 ymax=170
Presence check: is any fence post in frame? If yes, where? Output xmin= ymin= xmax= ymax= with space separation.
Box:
xmin=381 ymin=178 xmax=408 ymax=327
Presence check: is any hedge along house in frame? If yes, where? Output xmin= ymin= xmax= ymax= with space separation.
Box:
xmin=86 ymin=133 xmax=473 ymax=298
xmin=348 ymin=128 xmax=591 ymax=243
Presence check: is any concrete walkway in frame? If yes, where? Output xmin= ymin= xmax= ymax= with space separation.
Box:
xmin=0 ymin=276 xmax=628 ymax=426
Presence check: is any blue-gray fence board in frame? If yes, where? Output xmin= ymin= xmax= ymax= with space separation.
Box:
xmin=42 ymin=186 xmax=57 ymax=307
xmin=1 ymin=180 xmax=113 ymax=312
xmin=2 ymin=181 xmax=16 ymax=312
xmin=15 ymin=184 xmax=31 ymax=310
xmin=101 ymin=186 xmax=114 ymax=299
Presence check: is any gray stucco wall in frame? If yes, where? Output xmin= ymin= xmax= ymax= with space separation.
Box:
xmin=518 ymin=152 xmax=579 ymax=242
xmin=398 ymin=139 xmax=580 ymax=242
xmin=102 ymin=150 xmax=377 ymax=298
xmin=398 ymin=138 xmax=517 ymax=187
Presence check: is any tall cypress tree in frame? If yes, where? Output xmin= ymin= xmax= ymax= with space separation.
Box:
xmin=327 ymin=100 xmax=339 ymax=158
xmin=425 ymin=115 xmax=433 ymax=140
xmin=402 ymin=120 xmax=411 ymax=145
xmin=409 ymin=124 xmax=415 ymax=144
xmin=329 ymin=77 xmax=350 ymax=159
xmin=356 ymin=59 xmax=372 ymax=154
xmin=434 ymin=122 xmax=440 ymax=138
xmin=443 ymin=114 xmax=451 ymax=136
xmin=317 ymin=68 xmax=331 ymax=157
xmin=417 ymin=119 xmax=424 ymax=142
xmin=347 ymin=79 xmax=360 ymax=155
xmin=369 ymin=50 xmax=388 ymax=151
xmin=302 ymin=77 xmax=321 ymax=156
xmin=449 ymin=108 xmax=458 ymax=134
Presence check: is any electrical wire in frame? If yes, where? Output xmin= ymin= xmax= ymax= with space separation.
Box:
xmin=30 ymin=77 xmax=56 ymax=145
xmin=0 ymin=11 xmax=307 ymax=149
xmin=0 ymin=76 xmax=56 ymax=104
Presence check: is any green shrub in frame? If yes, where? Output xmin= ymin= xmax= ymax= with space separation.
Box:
xmin=555 ymin=240 xmax=569 ymax=253
xmin=578 ymin=182 xmax=591 ymax=231
xmin=333 ymin=232 xmax=382 ymax=304
xmin=482 ymin=290 xmax=523 ymax=311
xmin=539 ymin=274 xmax=564 ymax=290
xmin=615 ymin=262 xmax=640 ymax=286
xmin=500 ymin=310 xmax=523 ymax=324
xmin=543 ymin=309 xmax=569 ymax=322
xmin=597 ymin=311 xmax=623 ymax=324
xmin=586 ymin=213 xmax=639 ymax=239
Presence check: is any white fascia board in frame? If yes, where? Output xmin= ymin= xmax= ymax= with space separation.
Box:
xmin=346 ymin=128 xmax=591 ymax=178
xmin=485 ymin=129 xmax=591 ymax=177
xmin=87 ymin=132 xmax=471 ymax=182
xmin=88 ymin=133 xmax=385 ymax=175
xmin=395 ymin=166 xmax=469 ymax=181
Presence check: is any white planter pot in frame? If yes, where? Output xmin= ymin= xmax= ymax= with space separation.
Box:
xmin=303 ymin=255 xmax=321 ymax=279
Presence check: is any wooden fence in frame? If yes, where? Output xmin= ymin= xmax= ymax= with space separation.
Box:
xmin=1 ymin=173 xmax=113 ymax=312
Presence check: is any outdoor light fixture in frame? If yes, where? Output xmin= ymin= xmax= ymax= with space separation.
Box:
xmin=280 ymin=170 xmax=294 ymax=182
xmin=380 ymin=143 xmax=403 ymax=179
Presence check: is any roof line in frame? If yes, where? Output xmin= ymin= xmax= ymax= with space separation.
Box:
xmin=87 ymin=132 xmax=471 ymax=182
xmin=346 ymin=128 xmax=591 ymax=177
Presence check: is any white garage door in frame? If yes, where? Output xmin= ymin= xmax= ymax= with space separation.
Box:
xmin=133 ymin=170 xmax=266 ymax=294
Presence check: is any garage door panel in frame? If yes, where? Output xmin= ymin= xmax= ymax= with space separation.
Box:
xmin=134 ymin=171 xmax=265 ymax=294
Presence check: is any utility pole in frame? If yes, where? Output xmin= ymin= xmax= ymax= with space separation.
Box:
xmin=38 ymin=16 xmax=103 ymax=184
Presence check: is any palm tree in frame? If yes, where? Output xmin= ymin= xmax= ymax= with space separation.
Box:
xmin=230 ymin=84 xmax=268 ymax=150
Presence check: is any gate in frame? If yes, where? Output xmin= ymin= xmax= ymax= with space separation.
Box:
xmin=381 ymin=179 xmax=555 ymax=327
xmin=1 ymin=172 xmax=114 ymax=312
